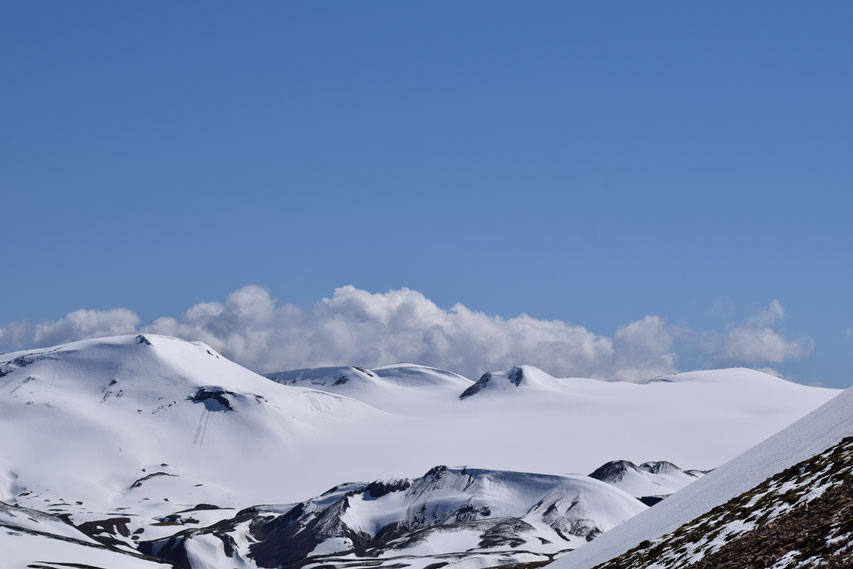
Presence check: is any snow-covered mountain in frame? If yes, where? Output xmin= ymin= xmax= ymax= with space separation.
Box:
xmin=0 ymin=334 xmax=843 ymax=568
xmin=458 ymin=365 xmax=568 ymax=398
xmin=0 ymin=334 xmax=389 ymax=523
xmin=552 ymin=383 xmax=853 ymax=569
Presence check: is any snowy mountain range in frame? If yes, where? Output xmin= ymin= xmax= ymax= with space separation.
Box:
xmin=0 ymin=334 xmax=843 ymax=568
xmin=142 ymin=466 xmax=647 ymax=569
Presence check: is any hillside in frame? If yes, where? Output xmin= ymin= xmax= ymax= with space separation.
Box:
xmin=591 ymin=436 xmax=853 ymax=568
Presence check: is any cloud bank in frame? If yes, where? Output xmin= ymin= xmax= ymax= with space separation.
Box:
xmin=0 ymin=286 xmax=811 ymax=381
xmin=0 ymin=308 xmax=140 ymax=350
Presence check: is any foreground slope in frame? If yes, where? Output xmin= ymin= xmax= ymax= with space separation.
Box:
xmin=592 ymin=436 xmax=853 ymax=569
xmin=552 ymin=384 xmax=853 ymax=569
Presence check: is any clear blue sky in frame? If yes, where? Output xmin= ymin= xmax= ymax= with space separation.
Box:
xmin=1 ymin=2 xmax=851 ymax=386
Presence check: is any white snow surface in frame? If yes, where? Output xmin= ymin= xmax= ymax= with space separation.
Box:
xmin=267 ymin=361 xmax=838 ymax=479
xmin=0 ymin=502 xmax=169 ymax=568
xmin=552 ymin=382 xmax=853 ymax=569
xmin=0 ymin=529 xmax=169 ymax=569
xmin=265 ymin=362 xmax=472 ymax=414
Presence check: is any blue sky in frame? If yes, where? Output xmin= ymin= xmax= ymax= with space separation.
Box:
xmin=1 ymin=2 xmax=851 ymax=386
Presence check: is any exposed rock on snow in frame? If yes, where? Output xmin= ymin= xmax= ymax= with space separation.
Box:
xmin=141 ymin=466 xmax=647 ymax=569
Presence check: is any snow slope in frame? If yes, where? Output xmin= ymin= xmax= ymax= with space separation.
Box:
xmin=0 ymin=501 xmax=170 ymax=569
xmin=552 ymin=384 xmax=853 ymax=569
xmin=263 ymin=363 xmax=840 ymax=478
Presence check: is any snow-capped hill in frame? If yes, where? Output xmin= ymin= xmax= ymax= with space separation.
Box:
xmin=1 ymin=333 xmax=349 ymax=408
xmin=265 ymin=363 xmax=471 ymax=392
xmin=553 ymin=383 xmax=853 ymax=569
xmin=371 ymin=363 xmax=473 ymax=389
xmin=265 ymin=365 xmax=377 ymax=390
xmin=589 ymin=460 xmax=704 ymax=501
xmin=0 ymin=334 xmax=384 ymax=519
xmin=640 ymin=367 xmax=806 ymax=391
xmin=587 ymin=461 xmax=637 ymax=485
xmin=459 ymin=365 xmax=566 ymax=399
xmin=145 ymin=465 xmax=647 ymax=569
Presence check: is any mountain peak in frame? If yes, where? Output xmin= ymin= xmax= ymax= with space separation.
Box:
xmin=589 ymin=461 xmax=640 ymax=483
xmin=459 ymin=365 xmax=564 ymax=399
xmin=638 ymin=461 xmax=681 ymax=475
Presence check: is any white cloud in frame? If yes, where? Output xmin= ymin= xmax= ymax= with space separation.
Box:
xmin=756 ymin=367 xmax=784 ymax=379
xmin=748 ymin=299 xmax=786 ymax=327
xmin=0 ymin=288 xmax=813 ymax=380
xmin=711 ymin=300 xmax=812 ymax=363
xmin=0 ymin=308 xmax=139 ymax=351
xmin=144 ymin=285 xmax=678 ymax=381
xmin=0 ymin=285 xmax=678 ymax=381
